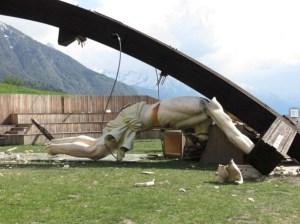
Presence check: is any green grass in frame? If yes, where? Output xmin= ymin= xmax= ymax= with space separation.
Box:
xmin=1 ymin=142 xmax=300 ymax=223
xmin=0 ymin=144 xmax=46 ymax=153
xmin=133 ymin=139 xmax=163 ymax=154
xmin=0 ymin=83 xmax=67 ymax=95
xmin=0 ymin=139 xmax=163 ymax=154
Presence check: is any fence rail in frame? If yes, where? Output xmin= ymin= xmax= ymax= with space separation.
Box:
xmin=0 ymin=94 xmax=157 ymax=124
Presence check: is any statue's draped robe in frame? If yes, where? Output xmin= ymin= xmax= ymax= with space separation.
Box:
xmin=101 ymin=102 xmax=146 ymax=151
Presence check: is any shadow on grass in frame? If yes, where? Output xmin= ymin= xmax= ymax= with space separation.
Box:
xmin=204 ymin=178 xmax=264 ymax=186
xmin=0 ymin=159 xmax=217 ymax=171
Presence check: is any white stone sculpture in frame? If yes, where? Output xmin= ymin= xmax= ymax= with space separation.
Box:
xmin=46 ymin=96 xmax=255 ymax=161
xmin=216 ymin=159 xmax=244 ymax=184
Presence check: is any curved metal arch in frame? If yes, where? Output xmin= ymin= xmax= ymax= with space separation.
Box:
xmin=0 ymin=0 xmax=279 ymax=133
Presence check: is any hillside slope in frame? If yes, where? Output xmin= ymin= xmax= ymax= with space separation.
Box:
xmin=0 ymin=82 xmax=67 ymax=95
xmin=0 ymin=21 xmax=136 ymax=95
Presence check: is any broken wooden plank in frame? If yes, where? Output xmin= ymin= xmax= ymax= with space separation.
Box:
xmin=262 ymin=117 xmax=297 ymax=156
xmin=247 ymin=116 xmax=299 ymax=174
xmin=31 ymin=118 xmax=54 ymax=141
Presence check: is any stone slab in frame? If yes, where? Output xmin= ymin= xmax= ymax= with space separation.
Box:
xmin=0 ymin=152 xmax=149 ymax=163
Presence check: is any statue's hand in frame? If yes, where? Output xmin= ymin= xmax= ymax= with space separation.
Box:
xmin=116 ymin=149 xmax=126 ymax=162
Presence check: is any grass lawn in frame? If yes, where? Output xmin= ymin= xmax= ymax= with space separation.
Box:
xmin=1 ymin=141 xmax=300 ymax=224
xmin=0 ymin=139 xmax=163 ymax=154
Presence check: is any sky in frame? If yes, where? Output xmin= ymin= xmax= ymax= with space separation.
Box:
xmin=0 ymin=0 xmax=300 ymax=114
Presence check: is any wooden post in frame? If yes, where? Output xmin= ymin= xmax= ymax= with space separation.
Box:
xmin=247 ymin=117 xmax=299 ymax=175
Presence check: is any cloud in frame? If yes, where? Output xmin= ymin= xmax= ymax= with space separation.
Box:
xmin=94 ymin=0 xmax=214 ymax=55
xmin=0 ymin=15 xmax=59 ymax=44
xmin=199 ymin=0 xmax=300 ymax=75
xmin=93 ymin=1 xmax=300 ymax=78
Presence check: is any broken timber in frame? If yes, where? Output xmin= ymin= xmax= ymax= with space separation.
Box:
xmin=31 ymin=118 xmax=54 ymax=141
xmin=0 ymin=0 xmax=299 ymax=174
xmin=248 ymin=118 xmax=300 ymax=174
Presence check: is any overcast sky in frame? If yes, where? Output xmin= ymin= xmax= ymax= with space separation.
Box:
xmin=0 ymin=0 xmax=299 ymax=113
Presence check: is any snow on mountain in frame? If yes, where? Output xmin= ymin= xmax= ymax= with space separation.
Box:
xmin=0 ymin=21 xmax=136 ymax=95
xmin=115 ymin=68 xmax=292 ymax=115
xmin=110 ymin=70 xmax=201 ymax=99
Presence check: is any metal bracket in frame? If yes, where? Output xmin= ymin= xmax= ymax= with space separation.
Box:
xmin=58 ymin=28 xmax=86 ymax=47
xmin=156 ymin=71 xmax=168 ymax=86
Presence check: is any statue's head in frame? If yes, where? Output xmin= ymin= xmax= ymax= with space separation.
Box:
xmin=216 ymin=159 xmax=243 ymax=184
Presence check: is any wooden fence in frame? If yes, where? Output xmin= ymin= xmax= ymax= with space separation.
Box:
xmin=0 ymin=94 xmax=158 ymax=124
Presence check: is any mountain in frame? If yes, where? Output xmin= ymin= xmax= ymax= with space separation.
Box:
xmin=0 ymin=21 xmax=136 ymax=95
xmin=106 ymin=70 xmax=201 ymax=100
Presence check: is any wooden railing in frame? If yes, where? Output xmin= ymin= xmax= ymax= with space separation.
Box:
xmin=0 ymin=94 xmax=157 ymax=124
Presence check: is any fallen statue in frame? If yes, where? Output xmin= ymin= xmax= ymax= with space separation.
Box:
xmin=46 ymin=96 xmax=255 ymax=161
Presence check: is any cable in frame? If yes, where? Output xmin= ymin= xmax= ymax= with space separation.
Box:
xmin=101 ymin=33 xmax=122 ymax=160
xmin=155 ymin=69 xmax=160 ymax=100
xmin=155 ymin=69 xmax=166 ymax=154
xmin=102 ymin=33 xmax=122 ymax=124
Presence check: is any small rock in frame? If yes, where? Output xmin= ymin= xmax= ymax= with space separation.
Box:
xmin=62 ymin=164 xmax=70 ymax=169
xmin=248 ymin=197 xmax=255 ymax=202
xmin=68 ymin=194 xmax=80 ymax=199
xmin=134 ymin=179 xmax=155 ymax=187
xmin=214 ymin=185 xmax=220 ymax=189
xmin=158 ymin=180 xmax=170 ymax=185
xmin=93 ymin=180 xmax=98 ymax=185
xmin=6 ymin=147 xmax=17 ymax=152
xmin=122 ymin=219 xmax=135 ymax=224
xmin=141 ymin=171 xmax=154 ymax=175
xmin=15 ymin=154 xmax=21 ymax=161
xmin=179 ymin=188 xmax=186 ymax=192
